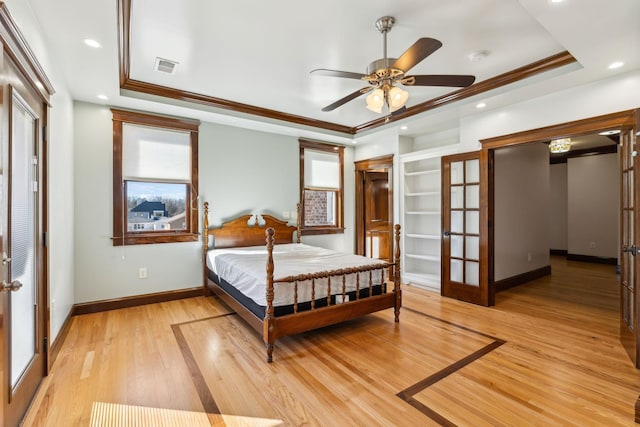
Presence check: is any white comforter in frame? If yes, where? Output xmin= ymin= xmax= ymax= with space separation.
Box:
xmin=207 ymin=243 xmax=386 ymax=307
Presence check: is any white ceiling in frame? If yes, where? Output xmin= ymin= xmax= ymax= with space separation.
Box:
xmin=26 ymin=0 xmax=640 ymax=142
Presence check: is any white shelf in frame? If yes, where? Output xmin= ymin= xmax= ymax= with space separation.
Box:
xmin=405 ymin=233 xmax=440 ymax=240
xmin=403 ymin=272 xmax=441 ymax=292
xmin=406 ymin=253 xmax=440 ymax=262
xmin=401 ymin=150 xmax=453 ymax=293
xmin=405 ymin=169 xmax=440 ymax=177
xmin=405 ymin=191 xmax=439 ymax=197
xmin=405 ymin=210 xmax=440 ymax=215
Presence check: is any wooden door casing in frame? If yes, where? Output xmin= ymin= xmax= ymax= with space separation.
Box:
xmin=0 ymin=5 xmax=53 ymax=424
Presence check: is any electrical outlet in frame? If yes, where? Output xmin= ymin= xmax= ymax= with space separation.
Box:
xmin=589 ymin=241 xmax=597 ymax=249
xmin=139 ymin=267 xmax=147 ymax=279
xmin=282 ymin=211 xmax=290 ymax=219
xmin=527 ymin=252 xmax=532 ymax=262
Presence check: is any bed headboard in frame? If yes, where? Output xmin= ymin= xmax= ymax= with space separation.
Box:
xmin=203 ymin=202 xmax=298 ymax=249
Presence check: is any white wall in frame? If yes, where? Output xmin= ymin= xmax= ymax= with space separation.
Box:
xmin=460 ymin=69 xmax=640 ymax=151
xmin=494 ymin=143 xmax=550 ymax=281
xmin=567 ymin=153 xmax=619 ymax=258
xmin=5 ymin=0 xmax=75 ymax=341
xmin=73 ymin=101 xmax=356 ymax=303
xmin=549 ymin=163 xmax=568 ymax=251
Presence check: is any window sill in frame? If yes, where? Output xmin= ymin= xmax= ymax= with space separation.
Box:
xmin=301 ymin=227 xmax=345 ymax=236
xmin=112 ymin=233 xmax=199 ymax=246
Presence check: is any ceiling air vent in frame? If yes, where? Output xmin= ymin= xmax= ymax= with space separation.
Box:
xmin=154 ymin=57 xmax=178 ymax=74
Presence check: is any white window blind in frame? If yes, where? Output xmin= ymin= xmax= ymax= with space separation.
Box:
xmin=304 ymin=149 xmax=340 ymax=189
xmin=11 ymin=95 xmax=36 ymax=388
xmin=122 ymin=123 xmax=190 ymax=181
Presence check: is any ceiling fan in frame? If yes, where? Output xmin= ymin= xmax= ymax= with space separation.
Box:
xmin=311 ymin=16 xmax=476 ymax=114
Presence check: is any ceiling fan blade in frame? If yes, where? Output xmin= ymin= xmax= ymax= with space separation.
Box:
xmin=391 ymin=105 xmax=407 ymax=116
xmin=391 ymin=38 xmax=442 ymax=73
xmin=321 ymin=87 xmax=372 ymax=112
xmin=404 ymin=74 xmax=476 ymax=87
xmin=311 ymin=68 xmax=366 ymax=80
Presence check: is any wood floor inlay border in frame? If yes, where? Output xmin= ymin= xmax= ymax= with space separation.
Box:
xmin=397 ymin=306 xmax=507 ymax=426
xmin=171 ymin=306 xmax=507 ymax=425
xmin=171 ymin=313 xmax=235 ymax=414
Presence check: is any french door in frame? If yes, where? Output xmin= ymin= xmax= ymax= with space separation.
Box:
xmin=0 ymin=51 xmax=48 ymax=426
xmin=441 ymin=151 xmax=490 ymax=305
xmin=620 ymin=123 xmax=640 ymax=367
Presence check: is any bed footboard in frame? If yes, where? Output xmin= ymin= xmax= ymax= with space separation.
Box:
xmin=263 ymin=225 xmax=401 ymax=362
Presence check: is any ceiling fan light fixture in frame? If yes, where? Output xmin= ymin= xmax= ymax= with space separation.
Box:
xmin=366 ymin=88 xmax=384 ymax=113
xmin=549 ymin=137 xmax=572 ymax=154
xmin=388 ymin=86 xmax=409 ymax=112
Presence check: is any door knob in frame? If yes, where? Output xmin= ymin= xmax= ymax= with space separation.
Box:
xmin=443 ymin=230 xmax=451 ymax=237
xmin=2 ymin=252 xmax=10 ymax=265
xmin=2 ymin=280 xmax=22 ymax=292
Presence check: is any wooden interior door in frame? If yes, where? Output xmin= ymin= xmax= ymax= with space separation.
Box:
xmin=1 ymin=53 xmax=48 ymax=426
xmin=620 ymin=124 xmax=639 ymax=367
xmin=441 ymin=151 xmax=489 ymax=305
xmin=354 ymin=156 xmax=393 ymax=260
xmin=364 ymin=171 xmax=390 ymax=261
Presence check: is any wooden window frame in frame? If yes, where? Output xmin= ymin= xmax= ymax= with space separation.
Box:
xmin=112 ymin=109 xmax=200 ymax=246
xmin=299 ymin=139 xmax=344 ymax=235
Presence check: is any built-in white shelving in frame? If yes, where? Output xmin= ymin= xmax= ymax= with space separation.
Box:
xmin=400 ymin=143 xmax=461 ymax=293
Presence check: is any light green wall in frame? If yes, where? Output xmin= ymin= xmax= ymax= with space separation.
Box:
xmin=73 ymin=101 xmax=355 ymax=303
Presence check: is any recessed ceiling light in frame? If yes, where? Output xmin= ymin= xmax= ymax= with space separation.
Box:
xmin=400 ymin=126 xmax=408 ymax=130
xmin=608 ymin=61 xmax=624 ymax=70
xmin=476 ymin=102 xmax=487 ymax=109
xmin=549 ymin=0 xmax=564 ymax=3
xmin=84 ymin=39 xmax=102 ymax=48
xmin=97 ymin=94 xmax=108 ymax=100
xmin=599 ymin=130 xmax=620 ymax=136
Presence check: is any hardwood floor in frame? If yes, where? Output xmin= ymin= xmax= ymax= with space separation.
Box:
xmin=23 ymin=257 xmax=640 ymax=426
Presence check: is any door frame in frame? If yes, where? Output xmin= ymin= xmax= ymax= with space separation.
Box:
xmin=354 ymin=155 xmax=394 ymax=256
xmin=0 ymin=4 xmax=53 ymax=425
xmin=479 ymin=109 xmax=638 ymax=357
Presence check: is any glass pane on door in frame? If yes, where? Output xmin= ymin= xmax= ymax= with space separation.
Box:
xmin=466 ymin=159 xmax=480 ymax=182
xmin=10 ymin=95 xmax=37 ymax=388
xmin=448 ymin=158 xmax=480 ymax=286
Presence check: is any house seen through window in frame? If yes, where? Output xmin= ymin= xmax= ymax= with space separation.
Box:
xmin=112 ymin=109 xmax=199 ymax=245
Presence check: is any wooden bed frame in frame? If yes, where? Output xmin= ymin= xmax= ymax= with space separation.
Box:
xmin=202 ymin=202 xmax=402 ymax=362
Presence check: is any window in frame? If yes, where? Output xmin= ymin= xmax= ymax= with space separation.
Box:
xmin=112 ymin=109 xmax=199 ymax=245
xmin=299 ymin=139 xmax=344 ymax=235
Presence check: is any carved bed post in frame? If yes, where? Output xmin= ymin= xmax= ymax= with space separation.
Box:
xmin=296 ymin=202 xmax=302 ymax=243
xmin=264 ymin=227 xmax=276 ymax=362
xmin=394 ymin=224 xmax=402 ymax=322
xmin=203 ymin=202 xmax=211 ymax=296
